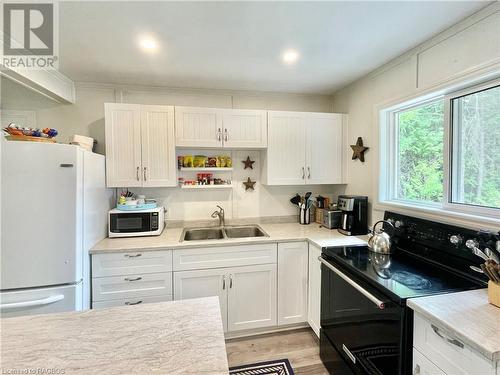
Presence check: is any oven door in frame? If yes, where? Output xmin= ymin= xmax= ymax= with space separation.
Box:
xmin=319 ymin=256 xmax=403 ymax=375
xmin=109 ymin=212 xmax=152 ymax=234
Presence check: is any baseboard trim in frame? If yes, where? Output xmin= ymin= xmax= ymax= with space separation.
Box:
xmin=225 ymin=322 xmax=310 ymax=340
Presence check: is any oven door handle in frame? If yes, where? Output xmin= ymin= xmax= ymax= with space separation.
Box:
xmin=318 ymin=256 xmax=386 ymax=310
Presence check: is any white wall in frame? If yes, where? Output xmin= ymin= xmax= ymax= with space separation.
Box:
xmin=332 ymin=3 xmax=500 ymax=229
xmin=2 ymin=78 xmax=344 ymax=221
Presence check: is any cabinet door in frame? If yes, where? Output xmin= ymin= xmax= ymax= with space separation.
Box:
xmin=265 ymin=111 xmax=306 ymax=185
xmin=173 ymin=269 xmax=228 ymax=332
xmin=104 ymin=103 xmax=142 ymax=187
xmin=413 ymin=348 xmax=446 ymax=375
xmin=140 ymin=105 xmax=176 ymax=187
xmin=222 ymin=109 xmax=267 ymax=148
xmin=305 ymin=113 xmax=345 ymax=185
xmin=174 ymin=106 xmax=223 ymax=148
xmin=277 ymin=242 xmax=308 ymax=325
xmin=307 ymin=244 xmax=322 ymax=337
xmin=227 ymin=264 xmax=277 ymax=332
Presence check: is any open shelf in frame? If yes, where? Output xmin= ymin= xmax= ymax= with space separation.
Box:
xmin=180 ymin=167 xmax=233 ymax=172
xmin=180 ymin=183 xmax=233 ymax=189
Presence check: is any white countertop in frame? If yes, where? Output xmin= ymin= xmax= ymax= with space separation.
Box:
xmin=0 ymin=297 xmax=229 ymax=374
xmin=91 ymin=222 xmax=368 ymax=253
xmin=408 ymin=289 xmax=500 ymax=361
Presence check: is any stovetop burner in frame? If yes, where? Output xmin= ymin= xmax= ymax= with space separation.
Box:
xmin=391 ymin=271 xmax=432 ymax=290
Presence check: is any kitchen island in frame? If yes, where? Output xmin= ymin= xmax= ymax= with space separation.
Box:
xmin=1 ymin=297 xmax=228 ymax=374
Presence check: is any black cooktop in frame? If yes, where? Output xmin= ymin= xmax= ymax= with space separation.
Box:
xmin=322 ymin=245 xmax=485 ymax=303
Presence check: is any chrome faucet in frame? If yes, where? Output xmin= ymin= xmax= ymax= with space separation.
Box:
xmin=211 ymin=205 xmax=225 ymax=227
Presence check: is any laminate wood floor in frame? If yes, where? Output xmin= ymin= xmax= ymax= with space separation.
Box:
xmin=226 ymin=328 xmax=329 ymax=375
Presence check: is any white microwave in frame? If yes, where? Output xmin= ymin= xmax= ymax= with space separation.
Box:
xmin=108 ymin=207 xmax=165 ymax=238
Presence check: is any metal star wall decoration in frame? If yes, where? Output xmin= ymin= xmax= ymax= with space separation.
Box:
xmin=243 ymin=177 xmax=256 ymax=191
xmin=350 ymin=137 xmax=369 ymax=162
xmin=242 ymin=156 xmax=255 ymax=169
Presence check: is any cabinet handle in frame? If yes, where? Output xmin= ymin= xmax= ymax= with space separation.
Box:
xmin=301 ymin=167 xmax=305 ymax=179
xmin=136 ymin=166 xmax=140 ymax=181
xmin=124 ymin=253 xmax=142 ymax=258
xmin=125 ymin=300 xmax=143 ymax=306
xmin=413 ymin=364 xmax=420 ymax=375
xmin=222 ymin=276 xmax=226 ymax=290
xmin=224 ymin=128 xmax=228 ymax=142
xmin=124 ymin=277 xmax=142 ymax=282
xmin=431 ymin=324 xmax=464 ymax=348
xmin=307 ymin=166 xmax=311 ymax=179
xmin=229 ymin=274 xmax=233 ymax=288
xmin=217 ymin=128 xmax=222 ymax=141
xmin=143 ymin=166 xmax=147 ymax=181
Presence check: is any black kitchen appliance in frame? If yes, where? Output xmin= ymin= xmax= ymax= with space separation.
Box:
xmin=319 ymin=212 xmax=489 ymax=375
xmin=337 ymin=195 xmax=368 ymax=236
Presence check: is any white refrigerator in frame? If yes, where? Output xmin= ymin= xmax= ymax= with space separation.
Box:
xmin=0 ymin=141 xmax=111 ymax=318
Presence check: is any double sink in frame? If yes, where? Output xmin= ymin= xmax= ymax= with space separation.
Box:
xmin=181 ymin=225 xmax=269 ymax=242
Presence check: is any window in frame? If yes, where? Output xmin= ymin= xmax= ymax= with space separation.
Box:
xmin=380 ymin=80 xmax=500 ymax=219
xmin=396 ymin=100 xmax=444 ymax=204
xmin=451 ymin=85 xmax=500 ymax=209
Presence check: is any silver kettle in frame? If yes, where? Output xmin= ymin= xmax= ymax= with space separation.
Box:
xmin=367 ymin=220 xmax=395 ymax=254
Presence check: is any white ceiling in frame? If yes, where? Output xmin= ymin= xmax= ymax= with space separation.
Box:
xmin=59 ymin=1 xmax=487 ymax=94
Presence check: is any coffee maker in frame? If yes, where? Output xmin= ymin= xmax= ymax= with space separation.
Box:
xmin=337 ymin=195 xmax=368 ymax=236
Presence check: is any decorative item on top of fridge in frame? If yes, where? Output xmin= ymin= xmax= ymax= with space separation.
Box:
xmin=3 ymin=123 xmax=58 ymax=143
xmin=117 ymin=189 xmax=157 ymax=210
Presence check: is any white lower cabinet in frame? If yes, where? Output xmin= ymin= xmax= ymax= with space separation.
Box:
xmin=307 ymin=244 xmax=322 ymax=337
xmin=413 ymin=348 xmax=446 ymax=375
xmin=413 ymin=312 xmax=497 ymax=375
xmin=228 ymin=263 xmax=277 ymax=332
xmin=173 ymin=268 xmax=228 ymax=332
xmin=277 ymin=242 xmax=308 ymax=325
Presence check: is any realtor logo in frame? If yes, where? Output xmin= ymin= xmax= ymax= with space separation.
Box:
xmin=2 ymin=2 xmax=58 ymax=69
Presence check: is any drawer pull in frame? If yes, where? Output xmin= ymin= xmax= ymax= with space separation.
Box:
xmin=431 ymin=324 xmax=464 ymax=348
xmin=413 ymin=364 xmax=420 ymax=375
xmin=124 ymin=253 xmax=142 ymax=258
xmin=124 ymin=277 xmax=142 ymax=282
xmin=125 ymin=300 xmax=143 ymax=305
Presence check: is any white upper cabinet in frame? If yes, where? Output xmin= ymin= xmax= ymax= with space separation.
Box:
xmin=174 ymin=107 xmax=268 ymax=148
xmin=174 ymin=106 xmax=223 ymax=148
xmin=264 ymin=111 xmax=307 ymax=185
xmin=105 ymin=103 xmax=142 ymax=187
xmin=306 ymin=113 xmax=346 ymax=184
xmin=263 ymin=111 xmax=346 ymax=185
xmin=222 ymin=109 xmax=267 ymax=148
xmin=105 ymin=103 xmax=176 ymax=188
xmin=140 ymin=106 xmax=176 ymax=187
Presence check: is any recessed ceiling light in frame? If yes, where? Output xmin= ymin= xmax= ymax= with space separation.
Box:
xmin=283 ymin=49 xmax=299 ymax=64
xmin=139 ymin=37 xmax=158 ymax=52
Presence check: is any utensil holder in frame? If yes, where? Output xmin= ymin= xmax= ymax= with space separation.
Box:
xmin=299 ymin=207 xmax=310 ymax=225
xmin=488 ymin=281 xmax=500 ymax=308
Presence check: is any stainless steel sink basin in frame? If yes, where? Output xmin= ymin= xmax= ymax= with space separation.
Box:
xmin=180 ymin=225 xmax=268 ymax=241
xmin=182 ymin=227 xmax=225 ymax=241
xmin=224 ymin=225 xmax=268 ymax=238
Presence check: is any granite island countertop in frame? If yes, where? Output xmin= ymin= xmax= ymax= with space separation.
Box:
xmin=91 ymin=222 xmax=368 ymax=253
xmin=1 ymin=297 xmax=228 ymax=374
xmin=408 ymin=289 xmax=500 ymax=362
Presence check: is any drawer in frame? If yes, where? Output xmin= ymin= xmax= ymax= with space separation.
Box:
xmin=413 ymin=348 xmax=445 ymax=375
xmin=92 ymin=294 xmax=172 ymax=309
xmin=92 ymin=250 xmax=172 ymax=277
xmin=92 ymin=272 xmax=172 ymax=302
xmin=413 ymin=313 xmax=495 ymax=375
xmin=173 ymin=244 xmax=277 ymax=271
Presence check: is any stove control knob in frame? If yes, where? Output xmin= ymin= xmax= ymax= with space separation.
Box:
xmin=395 ymin=220 xmax=404 ymax=228
xmin=449 ymin=235 xmax=463 ymax=245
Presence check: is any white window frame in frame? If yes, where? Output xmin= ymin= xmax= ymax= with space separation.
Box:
xmin=443 ymin=79 xmax=500 ymax=218
xmin=379 ymin=79 xmax=500 ymax=222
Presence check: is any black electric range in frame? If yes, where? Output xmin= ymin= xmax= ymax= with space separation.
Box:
xmin=319 ymin=212 xmax=493 ymax=375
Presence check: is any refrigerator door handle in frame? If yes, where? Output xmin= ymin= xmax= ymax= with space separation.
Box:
xmin=0 ymin=294 xmax=64 ymax=311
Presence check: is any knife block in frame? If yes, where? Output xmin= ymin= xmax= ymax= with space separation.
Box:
xmin=488 ymin=281 xmax=500 ymax=308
